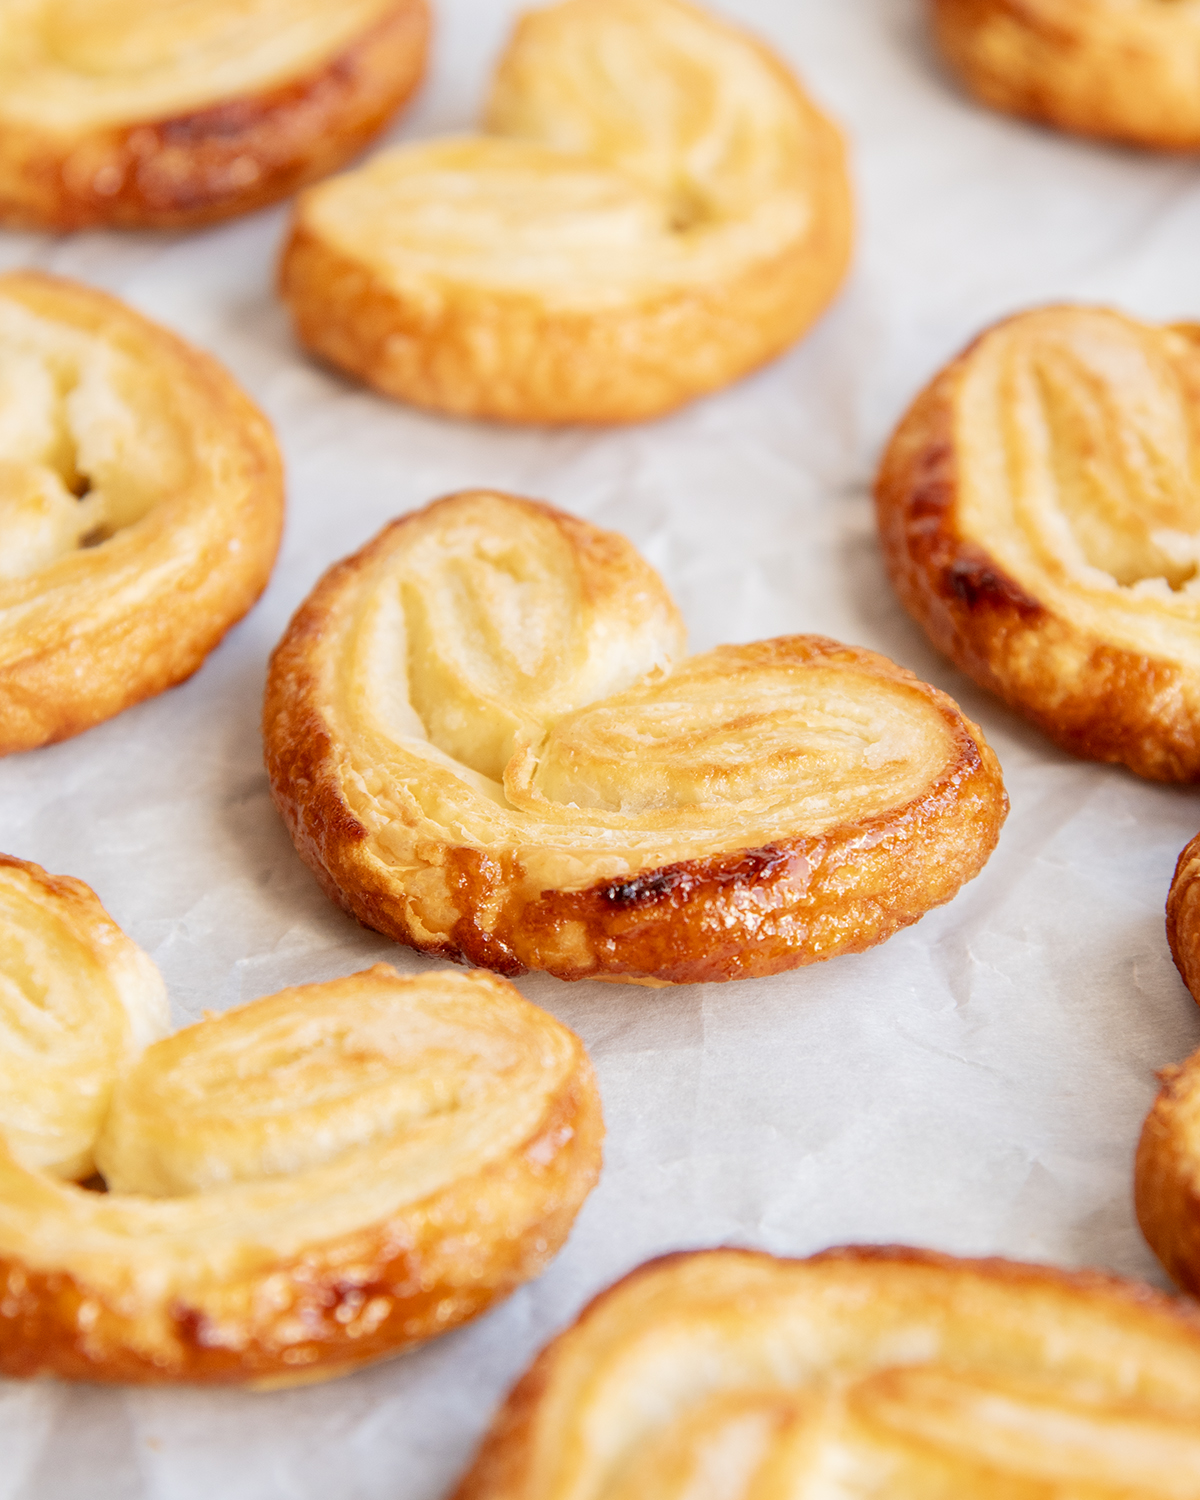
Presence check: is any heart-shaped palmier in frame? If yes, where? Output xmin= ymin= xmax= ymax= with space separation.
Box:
xmin=933 ymin=0 xmax=1200 ymax=150
xmin=877 ymin=305 xmax=1200 ymax=781
xmin=279 ymin=0 xmax=852 ymax=423
xmin=264 ymin=490 xmax=1006 ymax=986
xmin=0 ymin=271 xmax=284 ymax=755
xmin=453 ymin=1246 xmax=1200 ymax=1500
xmin=0 ymin=854 xmax=602 ymax=1385
xmin=0 ymin=0 xmax=429 ymax=229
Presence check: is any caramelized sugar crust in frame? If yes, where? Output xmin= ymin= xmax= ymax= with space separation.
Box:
xmin=454 ymin=1246 xmax=1200 ymax=1500
xmin=876 ymin=306 xmax=1200 ymax=781
xmin=0 ymin=854 xmax=602 ymax=1385
xmin=0 ymin=0 xmax=429 ymax=229
xmin=279 ymin=0 xmax=852 ymax=423
xmin=933 ymin=0 xmax=1200 ymax=150
xmin=0 ymin=271 xmax=284 ymax=754
xmin=263 ymin=490 xmax=1007 ymax=985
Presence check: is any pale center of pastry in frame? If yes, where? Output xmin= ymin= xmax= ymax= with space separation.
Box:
xmin=0 ymin=0 xmax=400 ymax=131
xmin=0 ymin=298 xmax=186 ymax=581
xmin=303 ymin=0 xmax=816 ymax=305
xmin=955 ymin=309 xmax=1200 ymax=664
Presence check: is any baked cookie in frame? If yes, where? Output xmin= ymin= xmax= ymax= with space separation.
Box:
xmin=0 ymin=854 xmax=602 ymax=1385
xmin=1137 ymin=1044 xmax=1200 ymax=1300
xmin=279 ymin=0 xmax=852 ymax=424
xmin=0 ymin=271 xmax=284 ymax=755
xmin=933 ymin=0 xmax=1200 ymax=151
xmin=0 ymin=0 xmax=429 ymax=230
xmin=1169 ymin=829 xmax=1200 ymax=1004
xmin=454 ymin=1246 xmax=1200 ymax=1500
xmin=876 ymin=305 xmax=1200 ymax=782
xmin=264 ymin=490 xmax=1007 ymax=986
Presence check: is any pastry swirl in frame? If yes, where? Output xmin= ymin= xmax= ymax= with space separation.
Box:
xmin=876 ymin=305 xmax=1200 ymax=781
xmin=279 ymin=0 xmax=852 ymax=423
xmin=0 ymin=854 xmax=602 ymax=1385
xmin=454 ymin=1246 xmax=1200 ymax=1500
xmin=263 ymin=490 xmax=1007 ymax=985
xmin=0 ymin=0 xmax=429 ymax=229
xmin=0 ymin=271 xmax=284 ymax=755
xmin=933 ymin=0 xmax=1200 ymax=151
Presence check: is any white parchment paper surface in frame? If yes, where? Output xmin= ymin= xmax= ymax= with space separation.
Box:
xmin=5 ymin=1 xmax=1200 ymax=1495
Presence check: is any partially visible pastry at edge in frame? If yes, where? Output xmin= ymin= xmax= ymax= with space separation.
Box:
xmin=876 ymin=305 xmax=1200 ymax=782
xmin=1137 ymin=1043 xmax=1200 ymax=1301
xmin=932 ymin=0 xmax=1200 ymax=150
xmin=279 ymin=0 xmax=852 ymax=424
xmin=0 ymin=271 xmax=284 ymax=755
xmin=0 ymin=0 xmax=429 ymax=230
xmin=453 ymin=1247 xmax=1200 ymax=1500
xmin=0 ymin=853 xmax=602 ymax=1385
xmin=263 ymin=490 xmax=1006 ymax=986
xmin=1170 ymin=829 xmax=1200 ymax=1003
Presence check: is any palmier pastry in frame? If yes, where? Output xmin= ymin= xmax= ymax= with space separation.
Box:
xmin=0 ymin=271 xmax=284 ymax=755
xmin=454 ymin=1246 xmax=1200 ymax=1500
xmin=0 ymin=0 xmax=429 ymax=230
xmin=932 ymin=0 xmax=1200 ymax=151
xmin=263 ymin=490 xmax=1007 ymax=986
xmin=1137 ymin=1044 xmax=1200 ymax=1300
xmin=0 ymin=853 xmax=602 ymax=1386
xmin=279 ymin=0 xmax=852 ymax=424
xmin=876 ymin=305 xmax=1200 ymax=782
xmin=1169 ymin=829 xmax=1200 ymax=1003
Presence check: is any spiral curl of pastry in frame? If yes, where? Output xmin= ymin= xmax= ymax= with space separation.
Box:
xmin=278 ymin=0 xmax=852 ymax=424
xmin=263 ymin=490 xmax=1006 ymax=986
xmin=0 ymin=0 xmax=429 ymax=230
xmin=0 ymin=854 xmax=602 ymax=1386
xmin=0 ymin=271 xmax=284 ymax=755
xmin=876 ymin=305 xmax=1200 ymax=782
xmin=932 ymin=0 xmax=1200 ymax=151
xmin=454 ymin=1246 xmax=1200 ymax=1500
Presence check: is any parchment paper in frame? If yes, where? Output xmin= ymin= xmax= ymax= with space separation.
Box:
xmin=5 ymin=2 xmax=1200 ymax=1495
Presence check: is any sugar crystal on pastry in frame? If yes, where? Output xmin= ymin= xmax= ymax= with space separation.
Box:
xmin=264 ymin=489 xmax=1007 ymax=986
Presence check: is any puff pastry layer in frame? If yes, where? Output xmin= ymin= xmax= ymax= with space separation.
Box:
xmin=0 ymin=854 xmax=602 ymax=1386
xmin=279 ymin=0 xmax=852 ymax=424
xmin=0 ymin=0 xmax=429 ymax=230
xmin=454 ymin=1246 xmax=1200 ymax=1500
xmin=876 ymin=305 xmax=1200 ymax=781
xmin=933 ymin=0 xmax=1200 ymax=151
xmin=1137 ymin=1040 xmax=1200 ymax=1300
xmin=264 ymin=490 xmax=1006 ymax=986
xmin=0 ymin=271 xmax=284 ymax=755
xmin=1169 ymin=829 xmax=1200 ymax=1005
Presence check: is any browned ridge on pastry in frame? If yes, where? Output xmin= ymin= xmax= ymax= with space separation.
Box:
xmin=0 ymin=0 xmax=429 ymax=230
xmin=933 ymin=0 xmax=1200 ymax=151
xmin=0 ymin=853 xmax=602 ymax=1386
xmin=1142 ymin=829 xmax=1200 ymax=1295
xmin=876 ymin=305 xmax=1200 ymax=782
xmin=0 ymin=271 xmax=284 ymax=755
xmin=279 ymin=0 xmax=853 ymax=424
xmin=454 ymin=1246 xmax=1200 ymax=1500
xmin=263 ymin=490 xmax=1007 ymax=986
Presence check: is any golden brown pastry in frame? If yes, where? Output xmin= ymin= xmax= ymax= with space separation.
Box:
xmin=876 ymin=305 xmax=1200 ymax=782
xmin=0 ymin=271 xmax=284 ymax=755
xmin=263 ymin=490 xmax=1007 ymax=986
xmin=0 ymin=0 xmax=429 ymax=230
xmin=1169 ymin=829 xmax=1200 ymax=1003
xmin=1136 ymin=1045 xmax=1200 ymax=1300
xmin=933 ymin=0 xmax=1200 ymax=151
xmin=279 ymin=0 xmax=852 ymax=424
xmin=454 ymin=1246 xmax=1200 ymax=1500
xmin=0 ymin=853 xmax=602 ymax=1385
